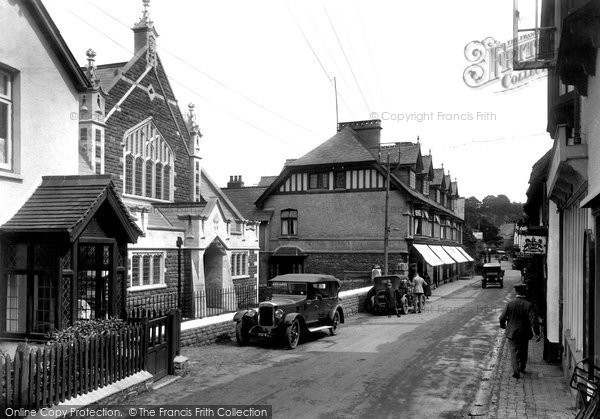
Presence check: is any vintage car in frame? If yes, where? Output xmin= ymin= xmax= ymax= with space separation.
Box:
xmin=482 ymin=262 xmax=504 ymax=288
xmin=366 ymin=275 xmax=419 ymax=315
xmin=233 ymin=274 xmax=345 ymax=349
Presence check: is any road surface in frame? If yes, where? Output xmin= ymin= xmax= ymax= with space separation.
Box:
xmin=121 ymin=265 xmax=519 ymax=418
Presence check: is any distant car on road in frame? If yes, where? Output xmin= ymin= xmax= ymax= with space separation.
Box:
xmin=233 ymin=274 xmax=344 ymax=349
xmin=482 ymin=263 xmax=504 ymax=288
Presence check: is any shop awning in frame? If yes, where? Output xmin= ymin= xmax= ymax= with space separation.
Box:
xmin=442 ymin=246 xmax=469 ymax=263
xmin=456 ymin=247 xmax=475 ymax=262
xmin=428 ymin=245 xmax=457 ymax=264
xmin=413 ymin=244 xmax=444 ymax=266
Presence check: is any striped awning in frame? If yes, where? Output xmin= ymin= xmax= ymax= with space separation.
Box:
xmin=442 ymin=246 xmax=469 ymax=263
xmin=428 ymin=245 xmax=456 ymax=264
xmin=413 ymin=244 xmax=444 ymax=266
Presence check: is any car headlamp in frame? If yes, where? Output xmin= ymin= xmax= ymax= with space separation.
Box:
xmin=274 ymin=309 xmax=284 ymax=319
xmin=247 ymin=309 xmax=256 ymax=316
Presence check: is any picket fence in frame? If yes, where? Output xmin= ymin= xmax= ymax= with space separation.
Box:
xmin=0 ymin=325 xmax=145 ymax=410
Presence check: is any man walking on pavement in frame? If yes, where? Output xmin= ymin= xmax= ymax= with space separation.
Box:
xmin=411 ymin=272 xmax=427 ymax=313
xmin=499 ymin=283 xmax=541 ymax=379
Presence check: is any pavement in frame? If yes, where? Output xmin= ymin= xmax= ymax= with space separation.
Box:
xmin=465 ymin=265 xmax=579 ymax=419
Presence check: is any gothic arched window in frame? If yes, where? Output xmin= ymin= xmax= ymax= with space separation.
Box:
xmin=123 ymin=119 xmax=174 ymax=201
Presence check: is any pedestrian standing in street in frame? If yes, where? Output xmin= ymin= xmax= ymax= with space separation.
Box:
xmin=411 ymin=273 xmax=427 ymax=313
xmin=371 ymin=264 xmax=382 ymax=280
xmin=499 ymin=283 xmax=541 ymax=379
xmin=383 ymin=282 xmax=400 ymax=318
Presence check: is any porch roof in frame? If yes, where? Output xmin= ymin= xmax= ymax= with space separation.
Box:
xmin=0 ymin=175 xmax=143 ymax=242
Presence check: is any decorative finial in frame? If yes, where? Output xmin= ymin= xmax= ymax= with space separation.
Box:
xmin=417 ymin=135 xmax=420 ymax=143
xmin=187 ymin=102 xmax=202 ymax=138
xmin=428 ymin=148 xmax=431 ymax=156
xmin=142 ymin=0 xmax=151 ymax=21
xmin=85 ymin=49 xmax=98 ymax=85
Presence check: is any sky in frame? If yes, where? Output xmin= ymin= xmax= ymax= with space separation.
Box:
xmin=44 ymin=0 xmax=552 ymax=203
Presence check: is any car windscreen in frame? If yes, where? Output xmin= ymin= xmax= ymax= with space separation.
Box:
xmin=270 ymin=282 xmax=307 ymax=296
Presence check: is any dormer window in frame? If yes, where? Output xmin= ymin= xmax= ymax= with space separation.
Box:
xmin=409 ymin=170 xmax=416 ymax=189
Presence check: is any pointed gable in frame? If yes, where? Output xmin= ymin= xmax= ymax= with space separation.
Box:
xmin=421 ymin=155 xmax=434 ymax=180
xmin=1 ymin=175 xmax=142 ymax=242
xmin=286 ymin=127 xmax=376 ymax=167
xmin=432 ymin=168 xmax=446 ymax=188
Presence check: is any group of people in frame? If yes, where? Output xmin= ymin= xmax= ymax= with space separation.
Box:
xmin=371 ymin=264 xmax=431 ymax=318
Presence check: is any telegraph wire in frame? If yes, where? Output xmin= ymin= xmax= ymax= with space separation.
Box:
xmin=322 ymin=3 xmax=371 ymax=115
xmin=65 ymin=8 xmax=295 ymax=147
xmin=305 ymin=10 xmax=356 ymax=119
xmin=283 ymin=1 xmax=355 ymax=119
xmin=82 ymin=0 xmax=317 ymax=136
xmin=352 ymin=0 xmax=387 ymax=109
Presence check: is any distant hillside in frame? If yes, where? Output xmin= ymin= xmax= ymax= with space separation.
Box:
xmin=462 ymin=195 xmax=523 ymax=254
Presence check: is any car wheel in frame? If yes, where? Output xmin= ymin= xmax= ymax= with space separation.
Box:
xmin=401 ymin=300 xmax=409 ymax=315
xmin=330 ymin=311 xmax=341 ymax=336
xmin=482 ymin=281 xmax=486 ymax=289
xmin=286 ymin=319 xmax=301 ymax=349
xmin=500 ymin=281 xmax=504 ymax=288
xmin=236 ymin=321 xmax=250 ymax=346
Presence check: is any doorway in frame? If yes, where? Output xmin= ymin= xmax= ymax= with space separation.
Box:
xmin=77 ymin=243 xmax=113 ymax=320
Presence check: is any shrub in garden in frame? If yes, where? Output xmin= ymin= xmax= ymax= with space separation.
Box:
xmin=46 ymin=318 xmax=132 ymax=344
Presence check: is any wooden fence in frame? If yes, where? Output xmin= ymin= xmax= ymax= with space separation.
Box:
xmin=0 ymin=324 xmax=145 ymax=410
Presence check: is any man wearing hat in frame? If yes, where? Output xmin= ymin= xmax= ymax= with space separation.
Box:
xmin=499 ymin=283 xmax=541 ymax=379
xmin=383 ymin=281 xmax=400 ymax=318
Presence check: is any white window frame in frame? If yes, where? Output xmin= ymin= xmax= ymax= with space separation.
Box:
xmin=123 ymin=118 xmax=174 ymax=202
xmin=231 ymin=251 xmax=249 ymax=278
xmin=128 ymin=251 xmax=167 ymax=291
xmin=0 ymin=69 xmax=13 ymax=171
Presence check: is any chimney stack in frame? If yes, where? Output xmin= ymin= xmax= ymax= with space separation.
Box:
xmin=227 ymin=175 xmax=244 ymax=189
xmin=337 ymin=119 xmax=381 ymax=150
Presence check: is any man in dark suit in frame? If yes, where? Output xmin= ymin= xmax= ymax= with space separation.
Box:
xmin=499 ymin=283 xmax=541 ymax=379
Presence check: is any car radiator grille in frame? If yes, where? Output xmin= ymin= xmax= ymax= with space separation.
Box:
xmin=259 ymin=306 xmax=274 ymax=326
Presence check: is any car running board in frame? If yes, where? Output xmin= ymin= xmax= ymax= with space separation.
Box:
xmin=308 ymin=325 xmax=332 ymax=333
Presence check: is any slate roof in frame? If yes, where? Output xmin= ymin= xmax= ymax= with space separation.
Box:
xmin=257 ymin=176 xmax=278 ymax=187
xmin=154 ymin=200 xmax=220 ymax=229
xmin=378 ymin=142 xmax=421 ymax=166
xmin=391 ymin=174 xmax=460 ymax=219
xmin=0 ymin=175 xmax=142 ymax=241
xmin=93 ymin=63 xmax=127 ymax=92
xmin=222 ymin=187 xmax=274 ymax=222
xmin=285 ymin=127 xmax=376 ymax=167
xmin=432 ymin=168 xmax=446 ymax=186
xmin=421 ymin=155 xmax=433 ymax=173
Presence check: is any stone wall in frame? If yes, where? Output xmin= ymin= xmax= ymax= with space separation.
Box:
xmin=179 ymin=288 xmax=370 ymax=347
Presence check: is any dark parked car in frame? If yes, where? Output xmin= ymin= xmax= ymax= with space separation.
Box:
xmin=366 ymin=275 xmax=418 ymax=315
xmin=482 ymin=263 xmax=504 ymax=288
xmin=233 ymin=274 xmax=345 ymax=349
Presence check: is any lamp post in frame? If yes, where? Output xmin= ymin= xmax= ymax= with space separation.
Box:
xmin=383 ymin=154 xmax=391 ymax=274
xmin=176 ymin=236 xmax=183 ymax=310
